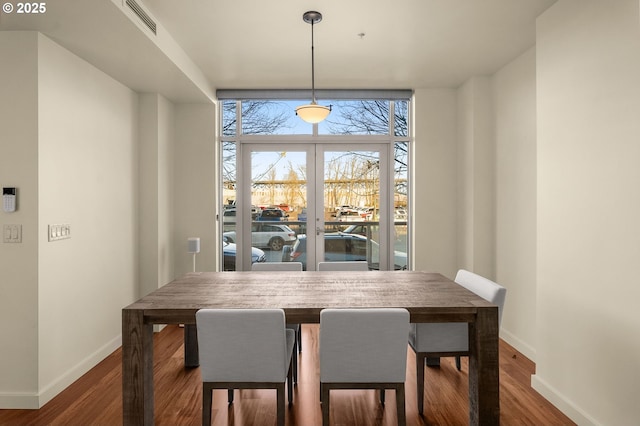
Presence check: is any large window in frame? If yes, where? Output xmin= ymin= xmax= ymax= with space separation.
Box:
xmin=220 ymin=91 xmax=411 ymax=271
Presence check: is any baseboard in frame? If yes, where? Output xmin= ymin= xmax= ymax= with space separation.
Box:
xmin=37 ymin=334 xmax=122 ymax=408
xmin=500 ymin=328 xmax=536 ymax=361
xmin=531 ymin=374 xmax=602 ymax=426
xmin=0 ymin=392 xmax=40 ymax=409
xmin=0 ymin=335 xmax=122 ymax=409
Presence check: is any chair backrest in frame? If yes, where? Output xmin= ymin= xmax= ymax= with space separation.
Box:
xmin=196 ymin=308 xmax=288 ymax=382
xmin=454 ymin=269 xmax=507 ymax=325
xmin=317 ymin=261 xmax=369 ymax=271
xmin=252 ymin=262 xmax=303 ymax=271
xmin=320 ymin=308 xmax=409 ymax=383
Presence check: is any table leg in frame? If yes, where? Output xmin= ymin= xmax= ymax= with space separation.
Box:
xmin=468 ymin=307 xmax=500 ymax=425
xmin=122 ymin=309 xmax=154 ymax=426
xmin=184 ymin=324 xmax=199 ymax=367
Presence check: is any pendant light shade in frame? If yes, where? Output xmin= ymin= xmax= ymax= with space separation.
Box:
xmin=296 ymin=11 xmax=331 ymax=123
xmin=295 ymin=102 xmax=331 ymax=123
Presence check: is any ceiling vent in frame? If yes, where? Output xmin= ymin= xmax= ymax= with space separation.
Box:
xmin=126 ymin=0 xmax=157 ymax=35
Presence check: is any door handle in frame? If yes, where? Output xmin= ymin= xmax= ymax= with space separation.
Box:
xmin=316 ymin=226 xmax=324 ymax=236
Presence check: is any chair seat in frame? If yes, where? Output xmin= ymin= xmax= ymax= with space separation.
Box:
xmin=408 ymin=322 xmax=468 ymax=353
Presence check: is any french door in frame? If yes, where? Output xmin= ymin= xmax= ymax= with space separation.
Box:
xmin=232 ymin=142 xmax=396 ymax=271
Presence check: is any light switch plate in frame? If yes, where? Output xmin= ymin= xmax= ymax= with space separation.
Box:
xmin=3 ymin=224 xmax=22 ymax=243
xmin=48 ymin=224 xmax=71 ymax=241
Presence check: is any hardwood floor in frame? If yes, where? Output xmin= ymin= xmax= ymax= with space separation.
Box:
xmin=0 ymin=325 xmax=575 ymax=426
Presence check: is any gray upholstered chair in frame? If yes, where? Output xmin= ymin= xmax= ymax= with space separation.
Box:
xmin=251 ymin=261 xmax=303 ymax=383
xmin=317 ymin=261 xmax=369 ymax=271
xmin=408 ymin=269 xmax=507 ymax=414
xmin=196 ymin=308 xmax=295 ymax=426
xmin=320 ymin=308 xmax=409 ymax=425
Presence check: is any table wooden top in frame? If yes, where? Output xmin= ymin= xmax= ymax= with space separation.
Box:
xmin=123 ymin=270 xmax=496 ymax=324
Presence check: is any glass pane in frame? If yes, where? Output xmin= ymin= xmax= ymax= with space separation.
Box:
xmin=394 ymin=100 xmax=409 ymax=137
xmin=250 ymin=150 xmax=306 ymax=263
xmin=394 ymin=141 xmax=409 ymax=270
xmin=241 ymin=100 xmax=313 ymax=135
xmin=319 ymin=100 xmax=391 ymax=135
xmin=323 ymin=150 xmax=383 ymax=269
xmin=222 ymin=141 xmax=238 ymax=270
xmin=222 ymin=101 xmax=236 ymax=137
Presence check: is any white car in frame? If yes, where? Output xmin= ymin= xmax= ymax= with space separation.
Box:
xmin=223 ymin=207 xmax=261 ymax=221
xmin=335 ymin=210 xmax=362 ymax=222
xmin=222 ymin=208 xmax=237 ymax=224
xmin=288 ymin=232 xmax=407 ymax=270
xmin=223 ymin=223 xmax=297 ymax=251
xmin=394 ymin=208 xmax=408 ymax=222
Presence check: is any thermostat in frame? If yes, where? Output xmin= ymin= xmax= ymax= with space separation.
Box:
xmin=3 ymin=187 xmax=16 ymax=213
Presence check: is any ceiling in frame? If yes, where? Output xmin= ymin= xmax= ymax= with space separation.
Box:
xmin=141 ymin=0 xmax=555 ymax=89
xmin=0 ymin=0 xmax=556 ymax=102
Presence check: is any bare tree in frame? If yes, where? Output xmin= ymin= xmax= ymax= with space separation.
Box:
xmin=222 ymin=101 xmax=290 ymax=184
xmin=325 ymin=100 xmax=407 ymax=138
xmin=325 ymin=100 xmax=409 ymax=198
xmin=222 ymin=100 xmax=290 ymax=136
xmin=283 ymin=163 xmax=306 ymax=209
xmin=222 ymin=100 xmax=410 ymax=201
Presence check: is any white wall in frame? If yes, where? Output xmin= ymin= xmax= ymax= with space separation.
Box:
xmin=139 ymin=98 xmax=217 ymax=289
xmin=492 ymin=47 xmax=538 ymax=359
xmin=0 ymin=32 xmax=140 ymax=408
xmin=0 ymin=30 xmax=217 ymax=408
xmin=172 ymin=104 xmax=217 ymax=275
xmin=157 ymin=97 xmax=176 ymax=288
xmin=36 ymin=33 xmax=139 ymax=406
xmin=0 ymin=31 xmax=39 ymax=407
xmin=456 ymin=77 xmax=495 ymax=279
xmin=412 ymin=89 xmax=458 ymax=277
xmin=450 ymin=60 xmax=538 ymax=362
xmin=535 ymin=1 xmax=640 ymax=424
xmin=139 ymin=94 xmax=176 ymax=298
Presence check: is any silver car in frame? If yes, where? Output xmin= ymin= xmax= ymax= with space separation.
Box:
xmin=223 ymin=223 xmax=297 ymax=251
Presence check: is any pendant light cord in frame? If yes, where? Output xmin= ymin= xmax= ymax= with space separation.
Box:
xmin=310 ymin=19 xmax=316 ymax=104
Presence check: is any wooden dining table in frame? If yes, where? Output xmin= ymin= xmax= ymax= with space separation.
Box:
xmin=122 ymin=270 xmax=500 ymax=425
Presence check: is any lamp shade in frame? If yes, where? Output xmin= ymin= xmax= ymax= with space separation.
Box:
xmin=187 ymin=237 xmax=200 ymax=254
xmin=295 ymin=103 xmax=331 ymax=124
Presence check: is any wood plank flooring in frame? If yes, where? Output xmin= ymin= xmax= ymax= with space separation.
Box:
xmin=0 ymin=325 xmax=575 ymax=425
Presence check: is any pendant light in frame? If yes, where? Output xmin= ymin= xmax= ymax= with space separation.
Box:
xmin=296 ymin=11 xmax=331 ymax=123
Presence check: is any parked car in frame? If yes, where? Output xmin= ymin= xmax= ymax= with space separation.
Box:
xmin=223 ymin=223 xmax=297 ymax=251
xmin=222 ymin=208 xmax=237 ymax=224
xmin=222 ymin=237 xmax=266 ymax=270
xmin=342 ymin=224 xmax=371 ymax=237
xmin=250 ymin=205 xmax=261 ymax=219
xmin=335 ymin=205 xmax=353 ymax=213
xmin=394 ymin=208 xmax=408 ymax=222
xmin=258 ymin=208 xmax=288 ymax=221
xmin=223 ymin=206 xmax=261 ymax=222
xmin=335 ymin=210 xmax=362 ymax=222
xmin=364 ymin=207 xmax=380 ymax=221
xmin=287 ymin=233 xmax=407 ymax=270
xmin=297 ymin=208 xmax=307 ymax=222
